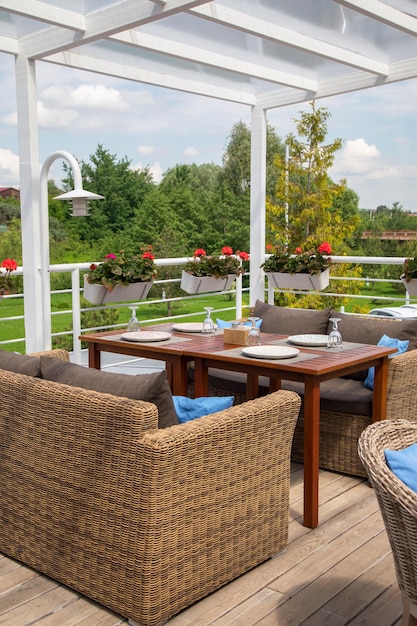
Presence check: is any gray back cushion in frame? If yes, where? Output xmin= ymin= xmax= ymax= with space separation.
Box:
xmin=329 ymin=310 xmax=417 ymax=351
xmin=253 ymin=300 xmax=332 ymax=335
xmin=0 ymin=350 xmax=41 ymax=376
xmin=40 ymin=357 xmax=178 ymax=429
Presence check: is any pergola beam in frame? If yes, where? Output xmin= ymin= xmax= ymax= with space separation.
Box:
xmin=18 ymin=0 xmax=213 ymax=60
xmin=334 ymin=0 xmax=417 ymax=36
xmin=190 ymin=4 xmax=389 ymax=76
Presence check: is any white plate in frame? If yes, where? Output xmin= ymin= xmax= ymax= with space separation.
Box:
xmin=241 ymin=345 xmax=300 ymax=359
xmin=172 ymin=322 xmax=209 ymax=333
xmin=287 ymin=334 xmax=329 ymax=347
xmin=121 ymin=331 xmax=171 ymax=342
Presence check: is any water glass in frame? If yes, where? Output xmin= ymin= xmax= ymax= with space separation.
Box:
xmin=201 ymin=306 xmax=216 ymax=335
xmin=246 ymin=317 xmax=261 ymax=346
xmin=327 ymin=317 xmax=343 ymax=349
xmin=127 ymin=305 xmax=140 ymax=332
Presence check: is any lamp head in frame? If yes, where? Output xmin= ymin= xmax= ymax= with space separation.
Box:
xmin=54 ymin=189 xmax=105 ymax=216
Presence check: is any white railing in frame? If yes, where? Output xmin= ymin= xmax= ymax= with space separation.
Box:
xmin=0 ymin=255 xmax=414 ymax=361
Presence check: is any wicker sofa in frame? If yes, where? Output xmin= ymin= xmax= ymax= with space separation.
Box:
xmin=197 ymin=302 xmax=417 ymax=477
xmin=0 ymin=348 xmax=301 ymax=626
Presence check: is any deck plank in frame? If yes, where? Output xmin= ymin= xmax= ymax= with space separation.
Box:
xmin=0 ymin=464 xmax=403 ymax=626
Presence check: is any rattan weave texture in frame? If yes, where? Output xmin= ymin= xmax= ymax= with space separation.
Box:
xmin=358 ymin=420 xmax=417 ymax=615
xmin=0 ymin=363 xmax=300 ymax=626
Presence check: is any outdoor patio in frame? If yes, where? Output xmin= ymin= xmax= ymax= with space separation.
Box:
xmin=0 ymin=462 xmax=402 ymax=625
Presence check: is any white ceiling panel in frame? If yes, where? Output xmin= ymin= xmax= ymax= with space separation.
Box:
xmin=0 ymin=0 xmax=417 ymax=109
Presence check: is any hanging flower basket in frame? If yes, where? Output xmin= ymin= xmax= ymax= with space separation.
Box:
xmin=401 ymin=275 xmax=417 ymax=296
xmin=83 ymin=275 xmax=153 ymax=304
xmin=266 ymin=268 xmax=330 ymax=291
xmin=180 ymin=270 xmax=236 ymax=294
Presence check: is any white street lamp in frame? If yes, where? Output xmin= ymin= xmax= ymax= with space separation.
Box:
xmin=39 ymin=150 xmax=104 ymax=350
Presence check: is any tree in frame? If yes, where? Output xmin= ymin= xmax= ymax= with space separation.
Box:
xmin=267 ymin=101 xmax=352 ymax=250
xmin=61 ymin=144 xmax=155 ymax=243
xmin=221 ymin=121 xmax=285 ymax=198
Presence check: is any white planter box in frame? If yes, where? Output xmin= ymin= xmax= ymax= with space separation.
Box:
xmin=401 ymin=275 xmax=417 ymax=296
xmin=266 ymin=268 xmax=330 ymax=291
xmin=83 ymin=275 xmax=153 ymax=304
xmin=180 ymin=270 xmax=236 ymax=294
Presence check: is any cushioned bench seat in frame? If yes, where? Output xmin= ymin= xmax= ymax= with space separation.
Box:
xmin=189 ymin=302 xmax=417 ymax=477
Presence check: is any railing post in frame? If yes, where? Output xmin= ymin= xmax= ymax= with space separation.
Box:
xmin=71 ymin=268 xmax=82 ymax=364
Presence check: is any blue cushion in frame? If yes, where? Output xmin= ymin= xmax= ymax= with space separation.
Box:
xmin=364 ymin=334 xmax=409 ymax=390
xmin=173 ymin=395 xmax=234 ymax=423
xmin=216 ymin=318 xmax=263 ymax=329
xmin=385 ymin=442 xmax=417 ymax=493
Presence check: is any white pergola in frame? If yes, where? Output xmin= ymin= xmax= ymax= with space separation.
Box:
xmin=1 ymin=0 xmax=417 ymax=351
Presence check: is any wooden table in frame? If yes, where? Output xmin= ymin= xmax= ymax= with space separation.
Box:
xmin=81 ymin=328 xmax=191 ymax=395
xmin=81 ymin=327 xmax=395 ymax=529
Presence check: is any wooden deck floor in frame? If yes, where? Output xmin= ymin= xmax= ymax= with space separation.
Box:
xmin=0 ymin=463 xmax=403 ymax=626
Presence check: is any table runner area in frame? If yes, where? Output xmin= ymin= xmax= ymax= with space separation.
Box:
xmin=213 ymin=346 xmax=321 ymax=364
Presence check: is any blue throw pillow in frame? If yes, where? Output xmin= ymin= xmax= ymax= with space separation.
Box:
xmin=216 ymin=318 xmax=263 ymax=329
xmin=385 ymin=443 xmax=417 ymax=493
xmin=173 ymin=395 xmax=234 ymax=423
xmin=364 ymin=334 xmax=409 ymax=390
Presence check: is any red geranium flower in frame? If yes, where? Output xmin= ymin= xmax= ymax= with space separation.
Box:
xmin=1 ymin=258 xmax=18 ymax=272
xmin=294 ymin=247 xmax=303 ymax=254
xmin=238 ymin=251 xmax=250 ymax=261
xmin=221 ymin=246 xmax=234 ymax=256
xmin=318 ymin=242 xmax=332 ymax=255
xmin=142 ymin=251 xmax=154 ymax=260
xmin=193 ymin=248 xmax=207 ymax=258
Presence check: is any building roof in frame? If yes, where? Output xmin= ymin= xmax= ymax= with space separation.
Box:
xmin=1 ymin=1 xmax=417 ymax=109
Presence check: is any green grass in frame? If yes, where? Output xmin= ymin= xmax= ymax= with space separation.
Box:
xmin=1 ymin=281 xmax=414 ymax=353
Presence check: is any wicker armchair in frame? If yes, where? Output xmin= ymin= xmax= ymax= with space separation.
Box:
xmin=358 ymin=419 xmax=417 ymax=626
xmin=0 ymin=371 xmax=301 ymax=626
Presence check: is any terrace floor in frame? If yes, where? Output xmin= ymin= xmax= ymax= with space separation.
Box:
xmin=0 ymin=462 xmax=404 ymax=626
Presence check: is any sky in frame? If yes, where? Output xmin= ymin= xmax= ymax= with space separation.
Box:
xmin=1 ymin=52 xmax=417 ymax=213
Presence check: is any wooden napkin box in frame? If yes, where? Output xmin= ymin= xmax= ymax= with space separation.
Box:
xmin=223 ymin=326 xmax=249 ymax=346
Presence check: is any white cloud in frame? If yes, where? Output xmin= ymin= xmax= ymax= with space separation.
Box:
xmin=336 ymin=138 xmax=380 ymax=175
xmin=0 ymin=147 xmax=20 ymax=185
xmin=41 ymin=84 xmax=129 ymax=112
xmin=137 ymin=145 xmax=155 ymax=155
xmin=131 ymin=161 xmax=164 ymax=183
xmin=184 ymin=147 xmax=198 ymax=158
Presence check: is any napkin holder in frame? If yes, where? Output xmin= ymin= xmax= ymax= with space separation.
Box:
xmin=223 ymin=326 xmax=249 ymax=346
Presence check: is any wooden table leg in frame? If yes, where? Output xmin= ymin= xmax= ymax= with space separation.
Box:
xmin=167 ymin=358 xmax=189 ymax=396
xmin=303 ymin=377 xmax=320 ymax=529
xmin=88 ymin=343 xmax=101 ymax=369
xmin=193 ymin=359 xmax=208 ymax=397
xmin=372 ymin=356 xmax=389 ymax=423
xmin=246 ymin=373 xmax=259 ymax=399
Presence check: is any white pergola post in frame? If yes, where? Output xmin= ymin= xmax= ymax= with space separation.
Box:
xmin=249 ymin=105 xmax=267 ymax=306
xmin=15 ymin=56 xmax=44 ymax=353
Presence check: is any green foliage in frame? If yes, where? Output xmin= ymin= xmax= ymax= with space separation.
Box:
xmin=267 ymin=101 xmax=352 ymax=251
xmin=86 ymin=249 xmax=157 ymax=287
xmin=184 ymin=247 xmax=248 ymax=278
xmin=262 ymin=242 xmax=332 ymax=275
xmin=402 ymin=256 xmax=417 ymax=281
xmin=221 ymin=121 xmax=285 ymax=197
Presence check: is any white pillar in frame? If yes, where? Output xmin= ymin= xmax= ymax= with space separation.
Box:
xmin=15 ymin=56 xmax=44 ymax=353
xmin=249 ymin=105 xmax=267 ymax=306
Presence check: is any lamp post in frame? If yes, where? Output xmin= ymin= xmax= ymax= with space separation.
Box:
xmin=39 ymin=150 xmax=104 ymax=350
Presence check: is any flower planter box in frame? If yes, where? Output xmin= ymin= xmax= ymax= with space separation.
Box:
xmin=266 ymin=268 xmax=330 ymax=291
xmin=401 ymin=275 xmax=417 ymax=296
xmin=83 ymin=275 xmax=153 ymax=304
xmin=180 ymin=270 xmax=236 ymax=294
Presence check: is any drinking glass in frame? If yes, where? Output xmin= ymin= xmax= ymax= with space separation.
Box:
xmin=327 ymin=317 xmax=342 ymax=349
xmin=201 ymin=306 xmax=216 ymax=335
xmin=127 ymin=305 xmax=140 ymax=332
xmin=246 ymin=317 xmax=261 ymax=346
